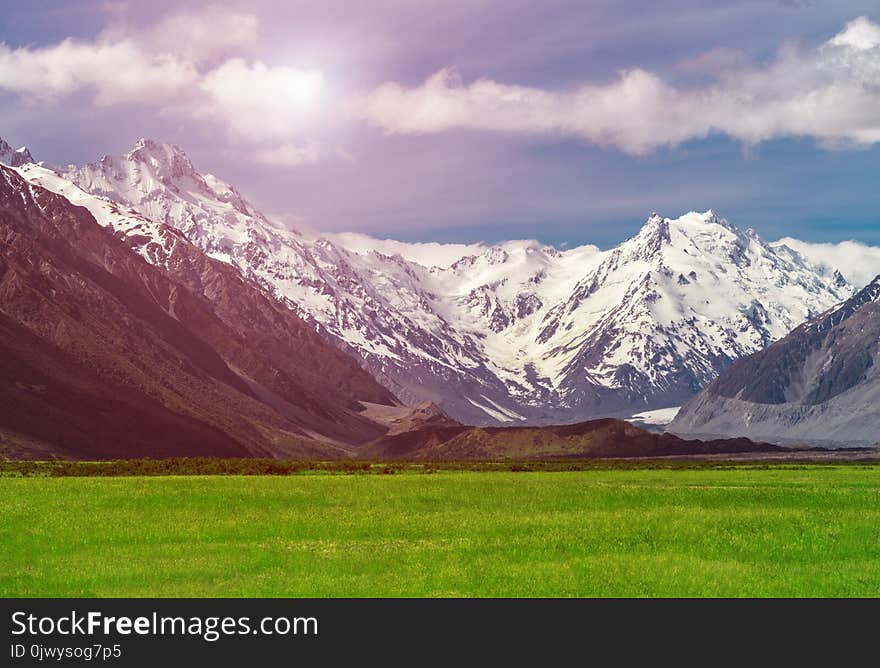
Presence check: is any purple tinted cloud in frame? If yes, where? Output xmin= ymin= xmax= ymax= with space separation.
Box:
xmin=1 ymin=1 xmax=879 ymax=245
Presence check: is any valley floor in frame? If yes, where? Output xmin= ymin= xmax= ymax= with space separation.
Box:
xmin=2 ymin=465 xmax=879 ymax=597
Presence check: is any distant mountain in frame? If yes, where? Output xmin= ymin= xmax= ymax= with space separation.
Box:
xmin=0 ymin=164 xmax=398 ymax=459
xmin=670 ymin=277 xmax=880 ymax=445
xmin=3 ymin=137 xmax=855 ymax=425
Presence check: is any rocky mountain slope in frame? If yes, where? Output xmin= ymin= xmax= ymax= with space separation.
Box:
xmin=4 ymin=137 xmax=855 ymax=425
xmin=0 ymin=164 xmax=398 ymax=459
xmin=0 ymin=139 xmax=32 ymax=168
xmin=670 ymin=277 xmax=880 ymax=445
xmin=360 ymin=417 xmax=782 ymax=460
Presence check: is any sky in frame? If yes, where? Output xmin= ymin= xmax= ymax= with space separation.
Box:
xmin=1 ymin=0 xmax=879 ymax=248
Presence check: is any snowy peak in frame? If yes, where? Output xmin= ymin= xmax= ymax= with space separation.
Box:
xmin=125 ymin=138 xmax=196 ymax=180
xmin=61 ymin=139 xmax=275 ymax=254
xmin=0 ymin=138 xmax=34 ymax=168
xmin=663 ymin=209 xmax=743 ymax=242
xmin=622 ymin=210 xmax=744 ymax=264
xmin=80 ymin=137 xmax=228 ymax=207
xmin=116 ymin=138 xmax=252 ymax=218
xmin=129 ymin=137 xmax=179 ymax=155
xmin=533 ymin=207 xmax=853 ymax=407
xmin=626 ymin=212 xmax=671 ymax=259
xmin=13 ymin=146 xmax=33 ymax=166
xmin=695 ymin=208 xmax=730 ymax=228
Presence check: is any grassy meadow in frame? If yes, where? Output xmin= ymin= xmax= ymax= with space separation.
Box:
xmin=2 ymin=464 xmax=880 ymax=597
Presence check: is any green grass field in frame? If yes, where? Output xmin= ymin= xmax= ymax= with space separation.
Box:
xmin=2 ymin=465 xmax=880 ymax=597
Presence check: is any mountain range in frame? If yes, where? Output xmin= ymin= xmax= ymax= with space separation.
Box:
xmin=0 ymin=135 xmax=876 ymax=456
xmin=8 ymin=137 xmax=859 ymax=425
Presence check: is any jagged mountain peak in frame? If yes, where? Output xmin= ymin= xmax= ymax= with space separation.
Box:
xmin=621 ymin=209 xmax=772 ymax=272
xmin=700 ymin=208 xmax=722 ymax=224
xmin=644 ymin=209 xmax=724 ymax=225
xmin=535 ymin=205 xmax=854 ymax=406
xmin=808 ymin=272 xmax=880 ymax=332
xmin=625 ymin=209 xmax=742 ymax=259
xmin=629 ymin=212 xmax=672 ymax=256
xmin=128 ymin=137 xmax=188 ymax=159
xmin=125 ymin=137 xmax=196 ymax=180
xmin=14 ymin=146 xmax=33 ymax=163
xmin=841 ymin=271 xmax=880 ymax=307
xmin=848 ymin=274 xmax=880 ymax=305
xmin=86 ymin=138 xmax=199 ymax=190
xmin=132 ymin=137 xmax=169 ymax=150
xmin=60 ymin=138 xmax=270 ymax=243
xmin=0 ymin=138 xmax=35 ymax=168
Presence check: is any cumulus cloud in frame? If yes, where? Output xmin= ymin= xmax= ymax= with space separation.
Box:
xmin=0 ymin=38 xmax=196 ymax=104
xmin=0 ymin=7 xmax=324 ymax=153
xmin=353 ymin=16 xmax=880 ymax=154
xmin=773 ymin=237 xmax=880 ymax=288
xmin=0 ymin=5 xmax=258 ymax=105
xmin=5 ymin=12 xmax=880 ymax=164
xmin=828 ymin=15 xmax=880 ymax=50
xmin=198 ymin=59 xmax=325 ymax=141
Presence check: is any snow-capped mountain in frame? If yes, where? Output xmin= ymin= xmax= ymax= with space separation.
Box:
xmin=0 ymin=156 xmax=399 ymax=458
xmin=1 ymin=137 xmax=856 ymax=424
xmin=533 ymin=211 xmax=855 ymax=416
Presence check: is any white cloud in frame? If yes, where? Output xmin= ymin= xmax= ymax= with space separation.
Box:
xmin=0 ymin=7 xmax=263 ymax=104
xmin=0 ymin=38 xmax=196 ymax=104
xmin=198 ymin=59 xmax=325 ymax=141
xmin=353 ymin=16 xmax=880 ymax=154
xmin=5 ymin=12 xmax=880 ymax=165
xmin=773 ymin=237 xmax=880 ymax=288
xmin=828 ymin=15 xmax=880 ymax=50
xmin=0 ymin=7 xmax=325 ymax=158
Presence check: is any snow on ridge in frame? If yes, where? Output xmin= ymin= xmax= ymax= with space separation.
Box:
xmin=319 ymin=232 xmax=484 ymax=269
xmin=629 ymin=406 xmax=681 ymax=425
xmin=466 ymin=397 xmax=516 ymax=422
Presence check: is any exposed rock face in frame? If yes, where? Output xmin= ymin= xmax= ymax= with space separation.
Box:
xmin=0 ymin=139 xmax=33 ymax=168
xmin=670 ymin=277 xmax=880 ymax=445
xmin=0 ymin=165 xmax=396 ymax=459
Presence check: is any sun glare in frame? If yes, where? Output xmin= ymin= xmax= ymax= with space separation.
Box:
xmin=281 ymin=69 xmax=325 ymax=111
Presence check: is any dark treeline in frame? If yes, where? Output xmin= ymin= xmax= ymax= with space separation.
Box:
xmin=1 ymin=457 xmax=877 ymax=477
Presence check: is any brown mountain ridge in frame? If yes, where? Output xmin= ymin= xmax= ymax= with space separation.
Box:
xmin=0 ymin=165 xmax=396 ymax=459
